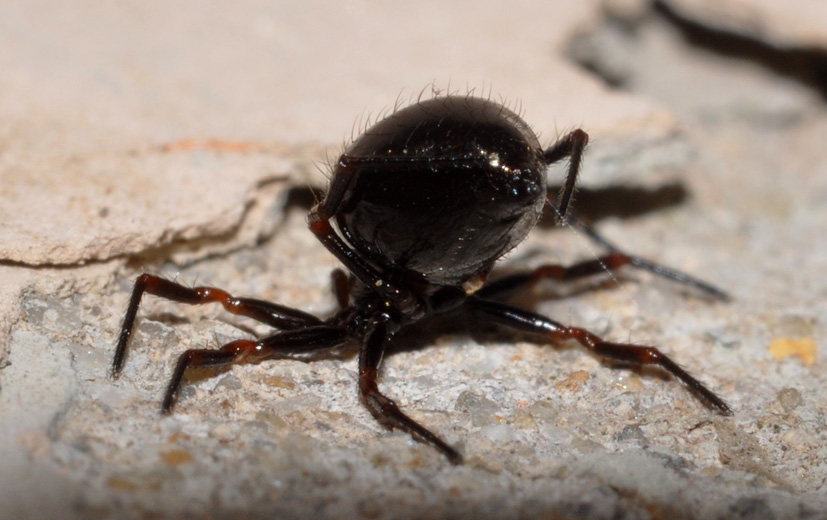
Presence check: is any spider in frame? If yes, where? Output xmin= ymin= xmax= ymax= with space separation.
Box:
xmin=111 ymin=95 xmax=731 ymax=464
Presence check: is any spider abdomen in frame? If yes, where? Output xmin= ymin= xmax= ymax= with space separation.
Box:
xmin=333 ymin=96 xmax=547 ymax=287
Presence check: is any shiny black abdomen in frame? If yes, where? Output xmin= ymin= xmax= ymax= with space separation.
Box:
xmin=332 ymin=96 xmax=548 ymax=287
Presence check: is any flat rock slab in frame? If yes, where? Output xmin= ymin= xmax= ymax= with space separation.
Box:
xmin=0 ymin=0 xmax=680 ymax=267
xmin=1 ymin=1 xmax=826 ymax=519
xmin=663 ymin=0 xmax=827 ymax=48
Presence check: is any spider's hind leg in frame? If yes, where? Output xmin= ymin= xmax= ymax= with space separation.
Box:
xmin=467 ymin=297 xmax=732 ymax=415
xmin=477 ymin=252 xmax=635 ymax=301
xmin=357 ymin=317 xmax=464 ymax=465
xmin=546 ymin=202 xmax=730 ymax=302
xmin=566 ymin=213 xmax=730 ymax=302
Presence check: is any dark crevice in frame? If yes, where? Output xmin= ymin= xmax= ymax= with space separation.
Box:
xmin=282 ymin=185 xmax=319 ymax=212
xmin=653 ymin=0 xmax=827 ymax=101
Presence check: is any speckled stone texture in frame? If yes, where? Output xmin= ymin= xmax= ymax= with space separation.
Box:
xmin=1 ymin=1 xmax=826 ymax=519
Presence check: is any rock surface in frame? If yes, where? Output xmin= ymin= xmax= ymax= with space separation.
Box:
xmin=1 ymin=1 xmax=826 ymax=519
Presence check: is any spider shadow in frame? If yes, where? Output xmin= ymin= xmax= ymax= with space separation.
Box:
xmin=540 ymin=181 xmax=688 ymax=227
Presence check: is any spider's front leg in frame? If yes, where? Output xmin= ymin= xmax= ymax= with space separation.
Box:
xmin=161 ymin=325 xmax=349 ymax=412
xmin=358 ymin=316 xmax=463 ymax=465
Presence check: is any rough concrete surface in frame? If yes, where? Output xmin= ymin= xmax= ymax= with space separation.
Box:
xmin=1 ymin=1 xmax=826 ymax=519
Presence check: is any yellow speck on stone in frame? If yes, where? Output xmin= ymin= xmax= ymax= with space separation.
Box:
xmin=161 ymin=449 xmax=195 ymax=466
xmin=769 ymin=337 xmax=817 ymax=365
xmin=107 ymin=477 xmax=138 ymax=491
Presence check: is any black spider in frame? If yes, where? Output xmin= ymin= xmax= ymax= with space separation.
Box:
xmin=111 ymin=95 xmax=731 ymax=464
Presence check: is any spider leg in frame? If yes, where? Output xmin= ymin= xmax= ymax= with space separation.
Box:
xmin=544 ymin=194 xmax=731 ymax=302
xmin=309 ymin=177 xmax=419 ymax=315
xmin=330 ymin=268 xmax=352 ymax=309
xmin=358 ymin=317 xmax=463 ymax=464
xmin=467 ymin=297 xmax=732 ymax=415
xmin=112 ymin=274 xmax=324 ymax=376
xmin=477 ymin=252 xmax=635 ymax=300
xmin=543 ymin=128 xmax=589 ymax=221
xmin=546 ymin=202 xmax=730 ymax=301
xmin=162 ymin=325 xmax=349 ymax=412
